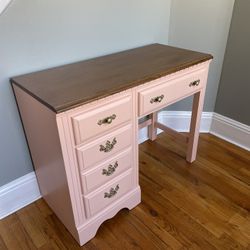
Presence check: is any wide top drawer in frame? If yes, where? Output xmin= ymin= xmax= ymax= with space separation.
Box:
xmin=71 ymin=95 xmax=132 ymax=145
xmin=138 ymin=67 xmax=207 ymax=116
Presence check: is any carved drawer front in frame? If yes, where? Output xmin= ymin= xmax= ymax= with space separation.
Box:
xmin=76 ymin=124 xmax=132 ymax=170
xmin=81 ymin=148 xmax=132 ymax=194
xmin=138 ymin=68 xmax=206 ymax=116
xmin=84 ymin=170 xmax=133 ymax=217
xmin=72 ymin=95 xmax=132 ymax=145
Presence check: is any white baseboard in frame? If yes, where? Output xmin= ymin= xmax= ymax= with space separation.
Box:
xmin=1 ymin=111 xmax=248 ymax=220
xmin=139 ymin=111 xmax=213 ymax=143
xmin=210 ymin=113 xmax=250 ymax=151
xmin=0 ymin=172 xmax=41 ymax=219
xmin=159 ymin=111 xmax=213 ymax=132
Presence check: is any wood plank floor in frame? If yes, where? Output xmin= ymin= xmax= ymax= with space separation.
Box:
xmin=0 ymin=133 xmax=249 ymax=249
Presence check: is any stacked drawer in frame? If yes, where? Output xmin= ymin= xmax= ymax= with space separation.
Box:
xmin=71 ymin=93 xmax=134 ymax=218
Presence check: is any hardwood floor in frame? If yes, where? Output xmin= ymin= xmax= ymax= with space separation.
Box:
xmin=0 ymin=133 xmax=249 ymax=249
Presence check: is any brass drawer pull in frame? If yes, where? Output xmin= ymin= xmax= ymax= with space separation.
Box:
xmin=150 ymin=94 xmax=164 ymax=104
xmin=98 ymin=114 xmax=116 ymax=126
xmin=102 ymin=161 xmax=118 ymax=176
xmin=99 ymin=137 xmax=117 ymax=153
xmin=104 ymin=185 xmax=119 ymax=198
xmin=189 ymin=80 xmax=200 ymax=87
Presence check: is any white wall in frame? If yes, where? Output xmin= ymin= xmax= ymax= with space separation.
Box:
xmin=168 ymin=0 xmax=235 ymax=112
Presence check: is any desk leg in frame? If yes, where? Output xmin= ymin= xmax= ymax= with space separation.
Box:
xmin=186 ymin=90 xmax=205 ymax=163
xmin=148 ymin=112 xmax=157 ymax=141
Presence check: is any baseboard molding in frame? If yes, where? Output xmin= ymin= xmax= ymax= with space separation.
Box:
xmin=139 ymin=111 xmax=213 ymax=143
xmin=0 ymin=172 xmax=41 ymax=219
xmin=1 ymin=111 xmax=248 ymax=220
xmin=210 ymin=113 xmax=250 ymax=151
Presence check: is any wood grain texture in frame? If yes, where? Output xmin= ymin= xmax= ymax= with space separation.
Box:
xmin=1 ymin=134 xmax=249 ymax=249
xmin=10 ymin=44 xmax=212 ymax=113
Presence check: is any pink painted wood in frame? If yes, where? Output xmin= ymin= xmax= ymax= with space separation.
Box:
xmin=156 ymin=122 xmax=189 ymax=144
xmin=148 ymin=112 xmax=158 ymax=141
xmin=138 ymin=70 xmax=205 ymax=116
xmin=13 ymin=60 xmax=211 ymax=246
xmin=77 ymin=187 xmax=141 ymax=246
xmin=81 ymin=148 xmax=132 ymax=194
xmin=13 ymin=85 xmax=79 ymax=240
xmin=137 ymin=62 xmax=209 ymax=117
xmin=186 ymin=65 xmax=209 ymax=162
xmin=56 ymin=89 xmax=141 ymax=245
xmin=72 ymin=95 xmax=132 ymax=145
xmin=84 ymin=169 xmax=133 ymax=217
xmin=141 ymin=61 xmax=211 ymax=162
xmin=76 ymin=124 xmax=132 ymax=170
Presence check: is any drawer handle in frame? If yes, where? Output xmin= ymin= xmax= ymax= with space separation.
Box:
xmin=189 ymin=80 xmax=200 ymax=87
xmin=150 ymin=94 xmax=164 ymax=104
xmin=104 ymin=185 xmax=119 ymax=198
xmin=99 ymin=137 xmax=117 ymax=153
xmin=102 ymin=161 xmax=118 ymax=176
xmin=98 ymin=114 xmax=116 ymax=126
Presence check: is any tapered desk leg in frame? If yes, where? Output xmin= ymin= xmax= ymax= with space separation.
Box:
xmin=186 ymin=90 xmax=205 ymax=163
xmin=148 ymin=112 xmax=157 ymax=141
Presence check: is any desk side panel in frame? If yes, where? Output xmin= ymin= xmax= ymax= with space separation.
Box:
xmin=13 ymin=85 xmax=78 ymax=240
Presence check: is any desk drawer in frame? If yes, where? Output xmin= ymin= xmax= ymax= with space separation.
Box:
xmin=76 ymin=124 xmax=132 ymax=170
xmin=81 ymin=149 xmax=132 ymax=194
xmin=72 ymin=95 xmax=132 ymax=145
xmin=138 ymin=68 xmax=206 ymax=116
xmin=84 ymin=170 xmax=133 ymax=217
